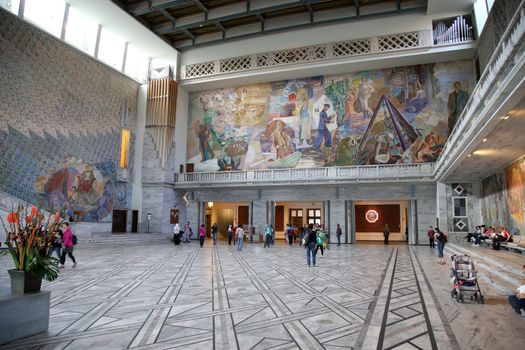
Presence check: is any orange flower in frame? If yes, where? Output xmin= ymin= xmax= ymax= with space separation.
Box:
xmin=7 ymin=212 xmax=18 ymax=224
xmin=31 ymin=206 xmax=37 ymax=216
xmin=54 ymin=212 xmax=60 ymax=221
xmin=26 ymin=215 xmax=32 ymax=224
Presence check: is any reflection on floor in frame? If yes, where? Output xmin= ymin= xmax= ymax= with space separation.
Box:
xmin=0 ymin=237 xmax=524 ymax=350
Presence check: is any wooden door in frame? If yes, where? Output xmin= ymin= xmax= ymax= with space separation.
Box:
xmin=275 ymin=205 xmax=284 ymax=231
xmin=238 ymin=206 xmax=249 ymax=227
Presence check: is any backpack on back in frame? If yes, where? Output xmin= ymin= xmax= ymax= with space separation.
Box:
xmin=72 ymin=234 xmax=78 ymax=245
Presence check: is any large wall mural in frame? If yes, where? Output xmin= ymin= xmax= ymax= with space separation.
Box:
xmin=187 ymin=61 xmax=473 ymax=171
xmin=482 ymin=155 xmax=525 ymax=235
xmin=0 ymin=9 xmax=138 ymax=222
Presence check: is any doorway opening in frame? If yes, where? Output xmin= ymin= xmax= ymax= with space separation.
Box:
xmin=205 ymin=202 xmax=250 ymax=240
xmin=354 ymin=200 xmax=408 ymax=243
xmin=274 ymin=201 xmax=324 ymax=240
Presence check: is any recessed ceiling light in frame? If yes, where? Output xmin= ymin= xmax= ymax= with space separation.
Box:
xmin=501 ymin=115 xmax=510 ymax=120
xmin=467 ymin=154 xmax=472 ymax=158
xmin=199 ymin=24 xmax=203 ymax=27
xmin=482 ymin=138 xmax=487 ymax=142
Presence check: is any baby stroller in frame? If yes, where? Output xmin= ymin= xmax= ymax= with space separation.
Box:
xmin=450 ymin=254 xmax=484 ymax=304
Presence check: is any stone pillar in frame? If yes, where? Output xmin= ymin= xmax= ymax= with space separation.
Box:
xmin=252 ymin=200 xmax=267 ymax=242
xmin=408 ymin=199 xmax=418 ymax=245
xmin=348 ymin=200 xmax=356 ymax=244
xmin=329 ymin=199 xmax=345 ymax=244
xmin=436 ymin=182 xmax=447 ymax=231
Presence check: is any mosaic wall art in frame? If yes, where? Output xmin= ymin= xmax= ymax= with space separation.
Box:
xmin=482 ymin=155 xmax=525 ymax=235
xmin=187 ymin=61 xmax=474 ymax=171
xmin=0 ymin=9 xmax=139 ymax=221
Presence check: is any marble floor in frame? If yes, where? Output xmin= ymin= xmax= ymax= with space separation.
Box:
xmin=0 ymin=237 xmax=524 ymax=350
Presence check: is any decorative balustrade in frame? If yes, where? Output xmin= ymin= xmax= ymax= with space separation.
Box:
xmin=173 ymin=163 xmax=435 ymax=186
xmin=180 ymin=30 xmax=440 ymax=79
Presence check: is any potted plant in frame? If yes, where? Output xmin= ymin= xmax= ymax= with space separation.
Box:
xmin=1 ymin=205 xmax=61 ymax=294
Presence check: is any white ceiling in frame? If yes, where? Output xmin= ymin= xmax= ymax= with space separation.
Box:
xmin=445 ymin=97 xmax=525 ymax=183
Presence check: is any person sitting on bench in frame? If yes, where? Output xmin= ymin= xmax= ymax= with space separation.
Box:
xmin=474 ymin=225 xmax=489 ymax=246
xmin=493 ymin=226 xmax=512 ymax=250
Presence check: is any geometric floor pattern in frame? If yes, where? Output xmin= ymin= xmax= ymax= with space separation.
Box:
xmin=1 ymin=237 xmax=523 ymax=349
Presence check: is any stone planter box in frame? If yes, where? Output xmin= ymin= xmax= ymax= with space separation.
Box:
xmin=0 ymin=287 xmax=50 ymax=345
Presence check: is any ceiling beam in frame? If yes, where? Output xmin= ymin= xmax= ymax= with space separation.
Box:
xmin=175 ymin=5 xmax=428 ymax=50
xmin=158 ymin=8 xmax=177 ymax=24
xmin=396 ymin=0 xmax=401 ymax=13
xmin=305 ymin=4 xmax=314 ymax=23
xmin=129 ymin=0 xmax=187 ymax=16
xmin=193 ymin=0 xmax=208 ymax=20
xmin=354 ymin=0 xmax=360 ymax=18
xmin=153 ymin=0 xmax=326 ymax=34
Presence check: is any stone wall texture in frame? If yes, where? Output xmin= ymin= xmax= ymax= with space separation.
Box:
xmin=0 ymin=9 xmax=139 ymax=221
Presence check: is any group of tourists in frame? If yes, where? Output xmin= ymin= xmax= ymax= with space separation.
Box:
xmin=51 ymin=221 xmax=77 ymax=268
xmin=465 ymin=225 xmax=513 ymax=250
xmin=173 ymin=222 xmax=246 ymax=250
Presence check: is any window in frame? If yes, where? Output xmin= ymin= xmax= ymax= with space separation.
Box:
xmin=0 ymin=0 xmax=20 ymax=14
xmin=120 ymin=129 xmax=131 ymax=168
xmin=98 ymin=28 xmax=125 ymax=70
xmin=24 ymin=0 xmax=65 ymax=37
xmin=65 ymin=6 xmax=98 ymax=55
xmin=289 ymin=209 xmax=303 ymax=227
xmin=307 ymin=209 xmax=322 ymax=226
xmin=125 ymin=44 xmax=149 ymax=83
xmin=453 ymin=198 xmax=467 ymax=217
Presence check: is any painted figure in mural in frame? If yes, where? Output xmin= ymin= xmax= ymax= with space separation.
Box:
xmin=374 ymin=132 xmax=394 ymax=164
xmin=273 ymin=121 xmax=294 ymax=159
xmin=315 ymin=104 xmax=334 ymax=151
xmin=196 ymin=121 xmax=214 ymax=161
xmin=299 ymin=99 xmax=311 ymax=146
xmin=356 ymin=77 xmax=374 ymax=119
xmin=447 ymin=81 xmax=469 ymax=133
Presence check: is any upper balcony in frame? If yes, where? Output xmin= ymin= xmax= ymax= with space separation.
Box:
xmin=179 ymin=27 xmax=476 ymax=90
xmin=173 ymin=163 xmax=435 ymax=188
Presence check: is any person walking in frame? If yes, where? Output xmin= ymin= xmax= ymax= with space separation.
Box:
xmin=183 ymin=222 xmax=192 ymax=243
xmin=269 ymin=224 xmax=275 ymax=245
xmin=427 ymin=226 xmax=436 ymax=248
xmin=336 ymin=224 xmax=342 ymax=246
xmin=263 ymin=224 xmax=272 ymax=248
xmin=315 ymin=228 xmax=325 ymax=257
xmin=305 ymin=224 xmax=317 ymax=267
xmin=212 ymin=223 xmax=218 ymax=245
xmin=286 ymin=224 xmax=294 ymax=246
xmin=173 ymin=222 xmax=181 ymax=245
xmin=237 ymin=225 xmax=245 ymax=251
xmin=435 ymin=228 xmax=448 ymax=265
xmin=59 ymin=222 xmax=77 ymax=268
xmin=52 ymin=229 xmax=63 ymax=259
xmin=383 ymin=224 xmax=390 ymax=245
xmin=227 ymin=224 xmax=234 ymax=245
xmin=199 ymin=224 xmax=206 ymax=247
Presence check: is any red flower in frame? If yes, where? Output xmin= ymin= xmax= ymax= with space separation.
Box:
xmin=54 ymin=212 xmax=60 ymax=221
xmin=31 ymin=206 xmax=37 ymax=216
xmin=26 ymin=215 xmax=32 ymax=224
xmin=7 ymin=212 xmax=18 ymax=224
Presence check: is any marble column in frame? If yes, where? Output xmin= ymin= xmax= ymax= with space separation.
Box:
xmin=408 ymin=199 xmax=417 ymax=245
xmin=436 ymin=182 xmax=447 ymax=231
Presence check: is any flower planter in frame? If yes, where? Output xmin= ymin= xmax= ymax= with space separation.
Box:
xmin=8 ymin=269 xmax=42 ymax=294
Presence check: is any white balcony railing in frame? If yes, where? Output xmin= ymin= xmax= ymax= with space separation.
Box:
xmin=434 ymin=0 xmax=525 ymax=180
xmin=174 ymin=163 xmax=435 ymax=187
xmin=180 ymin=29 xmax=474 ymax=80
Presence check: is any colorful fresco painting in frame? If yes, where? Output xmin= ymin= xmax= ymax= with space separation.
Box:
xmin=187 ymin=61 xmax=473 ymax=171
xmin=34 ymin=157 xmax=116 ymax=222
xmin=482 ymin=155 xmax=525 ymax=235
